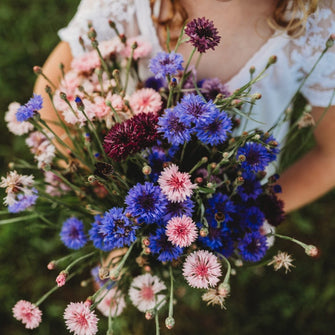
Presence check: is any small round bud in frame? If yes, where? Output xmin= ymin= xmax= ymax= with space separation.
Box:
xmin=142 ymin=165 xmax=152 ymax=175
xmin=249 ymin=66 xmax=256 ymax=74
xmin=131 ymin=41 xmax=138 ymax=49
xmin=109 ymin=269 xmax=120 ymax=281
xmin=99 ymin=267 xmax=110 ymax=280
xmin=268 ymin=55 xmax=277 ymax=65
xmin=88 ymin=27 xmax=97 ymax=40
xmin=144 ymin=265 xmax=151 ymax=272
xmin=210 ymin=163 xmax=217 ymax=169
xmin=216 ymin=93 xmax=223 ymax=100
xmin=60 ymin=92 xmax=67 ymax=100
xmin=251 ymin=93 xmax=262 ymax=100
xmin=231 ymin=269 xmax=237 ymax=276
xmin=231 ymin=99 xmax=242 ymax=106
xmin=234 ymin=176 xmax=244 ymax=186
xmin=200 ymin=227 xmax=209 ymax=237
xmin=145 ymin=309 xmax=155 ymax=320
xmin=144 ymin=247 xmax=151 ymax=255
xmin=81 ymin=280 xmax=89 ymax=287
xmin=326 ymin=34 xmax=335 ymax=48
xmin=119 ymin=34 xmax=127 ymax=43
xmin=201 ymin=156 xmax=208 ymax=163
xmin=218 ymin=282 xmax=230 ymax=297
xmin=222 ymin=152 xmax=229 ymax=159
xmin=195 ymin=177 xmax=203 ymax=184
xmin=235 ymin=259 xmax=243 ymax=267
xmin=88 ymin=175 xmax=96 ymax=183
xmin=170 ymin=77 xmax=178 ymax=87
xmin=47 ymin=261 xmax=56 ymax=270
xmin=142 ymin=237 xmax=150 ymax=247
xmin=165 ymin=316 xmax=175 ymax=330
xmin=253 ymin=134 xmax=260 ymax=140
xmin=305 ymin=245 xmax=319 ymax=257
xmin=207 ymin=182 xmax=213 ymax=188
xmin=237 ymin=154 xmax=246 ymax=163
xmin=56 ymin=270 xmax=68 ymax=287
xmin=45 ymin=85 xmax=52 ymax=94
xmin=33 ymin=66 xmax=42 ymax=74
xmin=108 ymin=20 xmax=116 ymax=29
xmin=84 ymin=298 xmax=93 ymax=307
xmin=8 ymin=162 xmax=15 ymax=170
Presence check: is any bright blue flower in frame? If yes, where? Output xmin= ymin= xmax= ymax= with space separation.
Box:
xmin=261 ymin=134 xmax=279 ymax=161
xmin=125 ymin=182 xmax=167 ymax=224
xmin=89 ymin=215 xmax=114 ymax=251
xmin=149 ymin=51 xmax=184 ymax=79
xmin=237 ymin=142 xmax=272 ymax=173
xmin=163 ymin=197 xmax=195 ymax=222
xmin=99 ymin=207 xmax=138 ymax=249
xmin=149 ymin=227 xmax=183 ymax=262
xmin=174 ymin=94 xmax=211 ymax=126
xmin=206 ymin=193 xmax=236 ymax=223
xmin=60 ymin=217 xmax=87 ymax=250
xmin=8 ymin=189 xmax=38 ymax=213
xmin=16 ymin=94 xmax=43 ymax=122
xmin=237 ymin=172 xmax=263 ymax=201
xmin=195 ymin=108 xmax=232 ymax=145
xmin=238 ymin=231 xmax=268 ymax=262
xmin=242 ymin=206 xmax=265 ymax=231
xmin=158 ymin=108 xmax=192 ymax=146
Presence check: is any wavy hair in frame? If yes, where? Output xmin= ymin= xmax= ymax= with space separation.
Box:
xmin=151 ymin=0 xmax=319 ymax=42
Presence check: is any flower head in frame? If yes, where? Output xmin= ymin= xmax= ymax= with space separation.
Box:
xmin=201 ymin=78 xmax=230 ymax=101
xmin=89 ymin=215 xmax=114 ymax=252
xmin=126 ymin=182 xmax=167 ymax=224
xmin=129 ymin=88 xmax=162 ymax=115
xmin=8 ymin=190 xmax=38 ymax=213
xmin=64 ymin=302 xmax=99 ymax=335
xmin=16 ymin=94 xmax=43 ymax=122
xmin=202 ymin=289 xmax=227 ymax=309
xmin=129 ymin=273 xmax=166 ymax=312
xmin=149 ymin=51 xmax=184 ymax=79
xmin=237 ymin=172 xmax=263 ymax=201
xmin=60 ymin=217 xmax=87 ymax=250
xmin=183 ymin=250 xmax=222 ymax=289
xmin=163 ymin=197 xmax=195 ymax=221
xmin=238 ymin=231 xmax=268 ymax=262
xmin=158 ymin=164 xmax=197 ymax=203
xmin=185 ymin=17 xmax=221 ymax=53
xmin=5 ymin=102 xmax=34 ymax=135
xmin=96 ymin=288 xmax=126 ymax=317
xmin=268 ymin=251 xmax=295 ymax=273
xmin=166 ymin=215 xmax=198 ymax=247
xmin=13 ymin=300 xmax=42 ymax=329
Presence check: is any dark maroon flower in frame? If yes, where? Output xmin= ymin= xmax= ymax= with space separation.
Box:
xmin=185 ymin=17 xmax=221 ymax=53
xmin=257 ymin=194 xmax=286 ymax=227
xmin=201 ymin=78 xmax=230 ymax=101
xmin=134 ymin=112 xmax=159 ymax=147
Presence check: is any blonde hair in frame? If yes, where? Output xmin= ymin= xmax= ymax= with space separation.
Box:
xmin=151 ymin=0 xmax=319 ymax=42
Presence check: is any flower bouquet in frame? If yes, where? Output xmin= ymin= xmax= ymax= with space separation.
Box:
xmin=2 ymin=17 xmax=328 ymax=335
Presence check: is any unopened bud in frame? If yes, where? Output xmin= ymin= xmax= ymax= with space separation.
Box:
xmin=33 ymin=66 xmax=42 ymax=74
xmin=237 ymin=154 xmax=246 ymax=162
xmin=145 ymin=309 xmax=155 ymax=320
xmin=8 ymin=162 xmax=15 ymax=170
xmin=253 ymin=134 xmax=260 ymax=140
xmin=119 ymin=33 xmax=127 ymax=43
xmin=251 ymin=93 xmax=262 ymax=100
xmin=45 ymin=85 xmax=52 ymax=94
xmin=131 ymin=41 xmax=138 ymax=49
xmin=326 ymin=34 xmax=335 ymax=48
xmin=109 ymin=269 xmax=120 ymax=281
xmin=165 ymin=316 xmax=175 ymax=330
xmin=144 ymin=247 xmax=151 ymax=255
xmin=144 ymin=265 xmax=151 ymax=272
xmin=210 ymin=162 xmax=217 ymax=169
xmin=142 ymin=237 xmax=150 ymax=247
xmin=170 ymin=77 xmax=178 ymax=88
xmin=222 ymin=152 xmax=229 ymax=159
xmin=200 ymin=227 xmax=209 ymax=237
xmin=99 ymin=267 xmax=110 ymax=280
xmin=47 ymin=261 xmax=56 ymax=270
xmin=218 ymin=282 xmax=230 ymax=297
xmin=207 ymin=182 xmax=213 ymax=188
xmin=201 ymin=156 xmax=208 ymax=163
xmin=305 ymin=245 xmax=319 ymax=257
xmin=84 ymin=298 xmax=93 ymax=307
xmin=88 ymin=175 xmax=96 ymax=183
xmin=60 ymin=92 xmax=67 ymax=100
xmin=195 ymin=177 xmax=203 ymax=184
xmin=268 ymin=55 xmax=277 ymax=65
xmin=88 ymin=27 xmax=97 ymax=40
xmin=142 ymin=165 xmax=152 ymax=175
xmin=235 ymin=259 xmax=243 ymax=267
xmin=249 ymin=66 xmax=256 ymax=74
xmin=234 ymin=176 xmax=244 ymax=186
xmin=56 ymin=270 xmax=68 ymax=287
xmin=231 ymin=99 xmax=242 ymax=107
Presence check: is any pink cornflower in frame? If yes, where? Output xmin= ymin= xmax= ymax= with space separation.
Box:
xmin=166 ymin=215 xmax=198 ymax=247
xmin=44 ymin=171 xmax=71 ymax=197
xmin=99 ymin=38 xmax=125 ymax=58
xmin=12 ymin=300 xmax=42 ymax=329
xmin=122 ymin=36 xmax=152 ymax=60
xmin=64 ymin=302 xmax=99 ymax=335
xmin=56 ymin=271 xmax=68 ymax=287
xmin=158 ymin=164 xmax=197 ymax=203
xmin=71 ymin=51 xmax=101 ymax=73
xmin=129 ymin=273 xmax=166 ymax=312
xmin=183 ymin=250 xmax=222 ymax=289
xmin=96 ymin=288 xmax=126 ymax=317
xmin=129 ymin=88 xmax=162 ymax=115
xmin=5 ymin=102 xmax=34 ymax=135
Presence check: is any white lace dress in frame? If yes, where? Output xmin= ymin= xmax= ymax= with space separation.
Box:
xmin=58 ymin=0 xmax=335 ymax=147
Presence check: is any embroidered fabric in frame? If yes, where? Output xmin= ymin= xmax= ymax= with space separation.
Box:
xmin=58 ymin=0 xmax=335 ymax=143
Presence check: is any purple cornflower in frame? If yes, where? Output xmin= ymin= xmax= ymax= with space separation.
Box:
xmin=125 ymin=182 xmax=167 ymax=224
xmin=201 ymin=78 xmax=230 ymax=101
xmin=135 ymin=112 xmax=159 ymax=148
xmin=147 ymin=147 xmax=169 ymax=182
xmin=60 ymin=217 xmax=87 ymax=250
xmin=88 ymin=215 xmax=114 ymax=252
xmin=144 ymin=76 xmax=165 ymax=91
xmin=237 ymin=142 xmax=272 ymax=173
xmin=163 ymin=197 xmax=195 ymax=222
xmin=16 ymin=94 xmax=43 ymax=122
xmin=237 ymin=172 xmax=263 ymax=201
xmin=149 ymin=51 xmax=184 ymax=79
xmin=8 ymin=191 xmax=38 ymax=213
xmin=174 ymin=94 xmax=211 ymax=126
xmin=195 ymin=108 xmax=232 ymax=145
xmin=149 ymin=227 xmax=183 ymax=262
xmin=99 ymin=208 xmax=138 ymax=249
xmin=242 ymin=206 xmax=265 ymax=231
xmin=158 ymin=108 xmax=192 ymax=145
xmin=238 ymin=231 xmax=268 ymax=262
xmin=206 ymin=193 xmax=236 ymax=223
xmin=185 ymin=17 xmax=221 ymax=53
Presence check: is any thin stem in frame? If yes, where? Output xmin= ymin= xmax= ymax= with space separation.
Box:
xmin=155 ymin=311 xmax=160 ymax=335
xmin=65 ymin=251 xmax=97 ymax=273
xmin=124 ymin=46 xmax=135 ymax=94
xmin=168 ymin=266 xmax=174 ymax=318
xmin=0 ymin=214 xmax=40 ymax=225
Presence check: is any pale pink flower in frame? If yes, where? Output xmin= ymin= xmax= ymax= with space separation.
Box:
xmin=183 ymin=250 xmax=222 ymax=289
xmin=99 ymin=38 xmax=125 ymax=58
xmin=129 ymin=88 xmax=162 ymax=115
xmin=64 ymin=302 xmax=99 ymax=335
xmin=268 ymin=251 xmax=295 ymax=274
xmin=0 ymin=170 xmax=34 ymax=206
xmin=202 ymin=289 xmax=227 ymax=309
xmin=166 ymin=215 xmax=198 ymax=247
xmin=56 ymin=271 xmax=68 ymax=287
xmin=5 ymin=102 xmax=33 ymax=135
xmin=122 ymin=36 xmax=152 ymax=60
xmin=129 ymin=273 xmax=166 ymax=312
xmin=96 ymin=288 xmax=126 ymax=317
xmin=71 ymin=51 xmax=101 ymax=73
xmin=259 ymin=220 xmax=275 ymax=248
xmin=44 ymin=171 xmax=71 ymax=197
xmin=158 ymin=164 xmax=197 ymax=203
xmin=12 ymin=300 xmax=42 ymax=329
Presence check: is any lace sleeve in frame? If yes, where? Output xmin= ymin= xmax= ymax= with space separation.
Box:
xmin=58 ymin=0 xmax=137 ymax=57
xmin=289 ymin=1 xmax=335 ymax=107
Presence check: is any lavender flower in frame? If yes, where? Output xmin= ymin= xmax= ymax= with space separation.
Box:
xmin=149 ymin=51 xmax=184 ymax=79
xmin=60 ymin=217 xmax=87 ymax=250
xmin=201 ymin=78 xmax=230 ymax=101
xmin=185 ymin=17 xmax=221 ymax=53
xmin=8 ymin=191 xmax=38 ymax=213
xmin=16 ymin=94 xmax=43 ymax=122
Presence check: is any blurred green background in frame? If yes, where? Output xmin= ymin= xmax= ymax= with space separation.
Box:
xmin=0 ymin=1 xmax=334 ymax=334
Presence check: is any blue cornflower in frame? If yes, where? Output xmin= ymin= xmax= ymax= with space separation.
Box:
xmin=149 ymin=227 xmax=183 ymax=262
xmin=125 ymin=182 xmax=167 ymax=224
xmin=16 ymin=94 xmax=43 ymax=122
xmin=206 ymin=193 xmax=236 ymax=223
xmin=261 ymin=134 xmax=279 ymax=161
xmin=195 ymin=108 xmax=232 ymax=145
xmin=8 ymin=189 xmax=38 ymax=213
xmin=174 ymin=94 xmax=211 ymax=126
xmin=144 ymin=76 xmax=165 ymax=91
xmin=238 ymin=231 xmax=268 ymax=262
xmin=237 ymin=142 xmax=272 ymax=173
xmin=60 ymin=217 xmax=87 ymax=250
xmin=89 ymin=215 xmax=114 ymax=251
xmin=149 ymin=51 xmax=184 ymax=79
xmin=99 ymin=207 xmax=138 ymax=249
xmin=147 ymin=147 xmax=169 ymax=182
xmin=158 ymin=108 xmax=192 ymax=145
xmin=163 ymin=197 xmax=195 ymax=222
xmin=237 ymin=172 xmax=263 ymax=202
xmin=242 ymin=206 xmax=265 ymax=231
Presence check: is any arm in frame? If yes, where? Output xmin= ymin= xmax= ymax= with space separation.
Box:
xmin=278 ymin=105 xmax=335 ymax=212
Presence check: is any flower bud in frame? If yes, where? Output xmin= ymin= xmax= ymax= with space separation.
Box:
xmin=142 ymin=165 xmax=152 ymax=175
xmin=131 ymin=41 xmax=138 ymax=50
xmin=210 ymin=162 xmax=217 ymax=169
xmin=8 ymin=162 xmax=15 ymax=170
xmin=99 ymin=267 xmax=110 ymax=280
xmin=218 ymin=282 xmax=230 ymax=297
xmin=56 ymin=270 xmax=68 ymax=287
xmin=249 ymin=66 xmax=256 ymax=74
xmin=88 ymin=27 xmax=97 ymax=40
xmin=268 ymin=55 xmax=277 ymax=65
xmin=145 ymin=309 xmax=155 ymax=320
xmin=195 ymin=177 xmax=203 ymax=184
xmin=326 ymin=34 xmax=335 ymax=48
xmin=200 ymin=227 xmax=209 ymax=237
xmin=251 ymin=93 xmax=262 ymax=100
xmin=84 ymin=298 xmax=93 ymax=307
xmin=88 ymin=175 xmax=97 ymax=183
xmin=305 ymin=245 xmax=319 ymax=257
xmin=165 ymin=316 xmax=175 ymax=330
xmin=109 ymin=269 xmax=120 ymax=281
xmin=142 ymin=237 xmax=150 ymax=247
xmin=47 ymin=261 xmax=56 ymax=270
xmin=144 ymin=265 xmax=151 ymax=272
xmin=33 ymin=66 xmax=42 ymax=74
xmin=237 ymin=154 xmax=246 ymax=163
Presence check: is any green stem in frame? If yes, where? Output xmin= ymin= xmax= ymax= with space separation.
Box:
xmin=124 ymin=47 xmax=135 ymax=94
xmin=0 ymin=214 xmax=39 ymax=225
xmin=155 ymin=312 xmax=160 ymax=335
xmin=168 ymin=266 xmax=174 ymax=318
xmin=65 ymin=251 xmax=97 ymax=273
